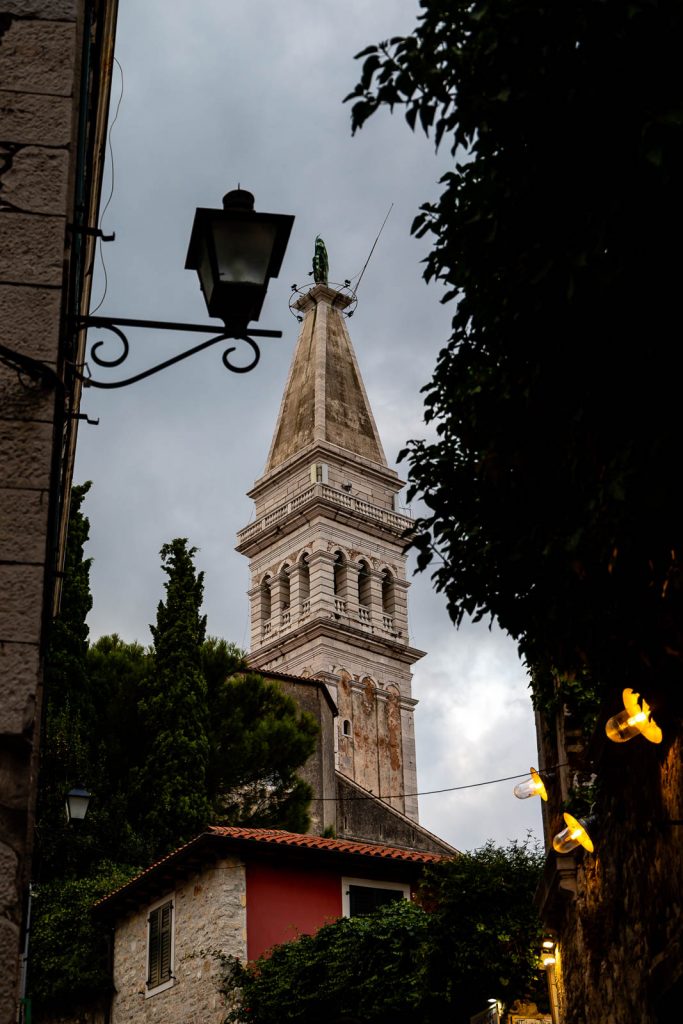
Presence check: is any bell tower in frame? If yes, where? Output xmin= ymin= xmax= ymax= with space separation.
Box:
xmin=236 ymin=257 xmax=425 ymax=821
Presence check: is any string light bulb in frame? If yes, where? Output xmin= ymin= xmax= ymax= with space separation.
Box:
xmin=513 ymin=767 xmax=548 ymax=801
xmin=605 ymin=689 xmax=662 ymax=744
xmin=552 ymin=812 xmax=595 ymax=854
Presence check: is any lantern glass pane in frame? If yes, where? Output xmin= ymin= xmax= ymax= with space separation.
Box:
xmin=66 ymin=793 xmax=90 ymax=820
xmin=197 ymin=234 xmax=214 ymax=303
xmin=213 ymin=221 xmax=277 ymax=285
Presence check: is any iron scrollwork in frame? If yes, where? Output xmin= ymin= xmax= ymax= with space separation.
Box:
xmin=72 ymin=316 xmax=282 ymax=390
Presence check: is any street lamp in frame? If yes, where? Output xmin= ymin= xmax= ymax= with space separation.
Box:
xmin=65 ymin=784 xmax=92 ymax=822
xmin=0 ymin=188 xmax=294 ymax=390
xmin=186 ymin=187 xmax=293 ymax=332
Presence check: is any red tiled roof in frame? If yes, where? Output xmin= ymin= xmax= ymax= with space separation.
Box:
xmin=95 ymin=826 xmax=445 ymax=912
xmin=207 ymin=826 xmax=445 ymax=863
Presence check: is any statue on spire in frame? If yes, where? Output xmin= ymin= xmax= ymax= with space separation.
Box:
xmin=312 ymin=236 xmax=329 ymax=285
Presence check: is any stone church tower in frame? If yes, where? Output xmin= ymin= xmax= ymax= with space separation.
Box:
xmin=236 ymin=276 xmax=427 ymax=826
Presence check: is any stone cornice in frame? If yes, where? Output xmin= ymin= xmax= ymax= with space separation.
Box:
xmin=248 ymin=439 xmax=404 ymax=502
xmin=236 ymin=483 xmax=414 ymax=556
xmin=247 ymin=616 xmax=426 ymax=668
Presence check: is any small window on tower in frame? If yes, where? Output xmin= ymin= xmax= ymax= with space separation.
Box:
xmin=342 ymin=719 xmax=352 ymax=737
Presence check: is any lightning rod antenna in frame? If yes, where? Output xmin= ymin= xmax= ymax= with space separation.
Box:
xmin=352 ymin=203 xmax=394 ymax=297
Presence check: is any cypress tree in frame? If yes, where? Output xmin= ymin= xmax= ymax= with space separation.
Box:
xmin=133 ymin=539 xmax=211 ymax=856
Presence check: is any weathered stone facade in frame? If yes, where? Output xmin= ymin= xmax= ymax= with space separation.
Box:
xmin=111 ymin=856 xmax=246 ymax=1024
xmin=237 ymin=283 xmax=424 ymax=821
xmin=0 ymin=2 xmax=117 ymax=1018
xmin=536 ymin=708 xmax=683 ymax=1023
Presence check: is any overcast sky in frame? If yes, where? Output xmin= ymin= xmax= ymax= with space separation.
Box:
xmin=74 ymin=0 xmax=543 ymax=853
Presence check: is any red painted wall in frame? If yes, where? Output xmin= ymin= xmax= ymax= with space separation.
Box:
xmin=246 ymin=861 xmax=342 ymax=959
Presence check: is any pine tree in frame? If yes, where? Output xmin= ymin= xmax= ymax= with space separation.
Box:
xmin=132 ymin=539 xmax=211 ymax=856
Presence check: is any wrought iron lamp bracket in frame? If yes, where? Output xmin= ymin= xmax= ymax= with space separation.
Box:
xmin=71 ymin=315 xmax=282 ymax=390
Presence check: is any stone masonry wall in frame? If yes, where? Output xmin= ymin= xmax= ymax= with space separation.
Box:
xmin=0 ymin=3 xmax=81 ymax=1019
xmin=111 ymin=856 xmax=247 ymax=1024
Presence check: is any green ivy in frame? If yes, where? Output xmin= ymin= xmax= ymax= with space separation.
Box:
xmin=28 ymin=862 xmax=139 ymax=1013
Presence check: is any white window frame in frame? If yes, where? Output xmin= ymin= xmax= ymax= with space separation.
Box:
xmin=145 ymin=892 xmax=176 ymax=998
xmin=341 ymin=877 xmax=410 ymax=918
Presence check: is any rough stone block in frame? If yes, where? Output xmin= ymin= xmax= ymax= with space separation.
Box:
xmin=0 ymin=642 xmax=39 ymax=734
xmin=0 ymin=20 xmax=76 ymax=96
xmin=0 ymin=420 xmax=55 ymax=488
xmin=0 ymin=843 xmax=18 ymax=913
xmin=0 ymin=283 xmax=61 ymax=361
xmin=0 ymin=364 xmax=57 ymax=421
xmin=0 ymin=915 xmax=21 ymax=1024
xmin=2 ymin=1 xmax=76 ymax=17
xmin=0 ymin=89 xmax=72 ymax=146
xmin=0 ymin=487 xmax=49 ymax=563
xmin=0 ymin=211 xmax=65 ymax=286
xmin=1 ymin=145 xmax=69 ymax=215
xmin=0 ymin=563 xmax=44 ymax=639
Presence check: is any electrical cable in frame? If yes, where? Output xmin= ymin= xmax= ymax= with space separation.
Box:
xmin=317 ymin=763 xmax=568 ymax=802
xmin=90 ymin=55 xmax=124 ymax=311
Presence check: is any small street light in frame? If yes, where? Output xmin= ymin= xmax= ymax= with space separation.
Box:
xmin=65 ymin=784 xmax=92 ymax=822
xmin=0 ymin=188 xmax=294 ymax=390
xmin=186 ymin=187 xmax=293 ymax=332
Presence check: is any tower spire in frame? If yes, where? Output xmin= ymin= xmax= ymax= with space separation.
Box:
xmin=237 ymin=264 xmax=424 ymax=824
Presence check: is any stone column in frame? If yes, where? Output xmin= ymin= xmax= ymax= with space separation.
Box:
xmin=345 ymin=561 xmax=360 ymax=621
xmin=366 ymin=569 xmax=384 ymax=627
xmin=391 ymin=579 xmax=410 ymax=639
xmin=308 ymin=550 xmax=335 ymax=618
xmin=247 ymin=583 xmax=263 ymax=649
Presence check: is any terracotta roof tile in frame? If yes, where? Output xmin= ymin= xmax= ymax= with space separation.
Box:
xmin=206 ymin=826 xmax=445 ymax=863
xmin=95 ymin=827 xmax=445 ymax=911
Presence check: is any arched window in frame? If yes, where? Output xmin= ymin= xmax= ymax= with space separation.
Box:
xmin=281 ymin=563 xmax=291 ymax=609
xmin=299 ymin=553 xmax=310 ymax=611
xmin=358 ymin=559 xmax=372 ymax=608
xmin=333 ymin=551 xmax=345 ymax=595
xmin=381 ymin=570 xmax=395 ymax=615
xmin=333 ymin=551 xmax=347 ymax=613
xmin=261 ymin=574 xmax=272 ymax=629
xmin=342 ymin=719 xmax=352 ymax=737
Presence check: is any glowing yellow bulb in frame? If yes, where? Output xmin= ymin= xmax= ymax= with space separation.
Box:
xmin=552 ymin=812 xmax=595 ymax=854
xmin=605 ymin=689 xmax=662 ymax=744
xmin=513 ymin=767 xmax=549 ymax=801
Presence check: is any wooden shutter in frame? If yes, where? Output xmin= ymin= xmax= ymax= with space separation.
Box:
xmin=159 ymin=902 xmax=172 ymax=982
xmin=147 ymin=900 xmax=173 ymax=988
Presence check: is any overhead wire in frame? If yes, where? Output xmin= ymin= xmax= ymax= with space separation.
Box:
xmin=317 ymin=763 xmax=568 ymax=802
xmin=90 ymin=56 xmax=124 ymax=315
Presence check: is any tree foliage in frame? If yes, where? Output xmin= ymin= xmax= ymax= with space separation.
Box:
xmin=346 ymin=1 xmax=683 ymax=716
xmin=29 ymin=862 xmax=138 ymax=1013
xmin=131 ymin=538 xmax=212 ymax=854
xmin=208 ymin=666 xmax=318 ymax=831
xmin=224 ymin=840 xmax=545 ymax=1024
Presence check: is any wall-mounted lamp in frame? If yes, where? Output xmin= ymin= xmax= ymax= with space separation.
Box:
xmin=605 ymin=688 xmax=662 ymax=744
xmin=513 ymin=766 xmax=548 ymax=801
xmin=539 ymin=936 xmax=557 ymax=968
xmin=0 ymin=189 xmax=293 ymax=391
xmin=552 ymin=812 xmax=595 ymax=854
xmin=65 ymin=784 xmax=91 ymax=822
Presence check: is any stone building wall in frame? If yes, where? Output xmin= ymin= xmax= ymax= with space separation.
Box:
xmin=536 ymin=712 xmax=683 ymax=1023
xmin=0 ymin=3 xmax=116 ymax=1017
xmin=111 ymin=856 xmax=247 ymax=1024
